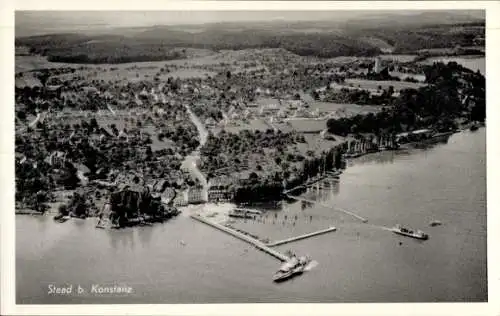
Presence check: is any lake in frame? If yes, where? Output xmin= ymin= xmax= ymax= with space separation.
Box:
xmin=420 ymin=55 xmax=485 ymax=74
xmin=16 ymin=128 xmax=486 ymax=303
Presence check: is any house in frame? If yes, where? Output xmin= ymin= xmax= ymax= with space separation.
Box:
xmin=286 ymin=99 xmax=303 ymax=110
xmin=44 ymin=151 xmax=67 ymax=168
xmin=161 ymin=188 xmax=176 ymax=205
xmin=208 ymin=176 xmax=234 ymax=202
xmin=173 ymin=194 xmax=188 ymax=207
xmin=187 ymin=186 xmax=205 ymax=204
xmin=205 ymin=117 xmax=217 ymax=128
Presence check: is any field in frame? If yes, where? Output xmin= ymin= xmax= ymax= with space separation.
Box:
xmin=285 ymin=119 xmax=328 ymax=133
xmin=296 ymin=133 xmax=348 ymax=156
xmin=389 ymin=72 xmax=426 ymax=83
xmin=15 ymin=72 xmax=42 ymax=88
xmin=307 ymin=100 xmax=384 ymax=115
xmin=16 ymin=56 xmax=218 ymax=83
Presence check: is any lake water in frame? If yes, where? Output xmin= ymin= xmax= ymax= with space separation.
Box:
xmin=420 ymin=56 xmax=485 ymax=75
xmin=16 ymin=128 xmax=486 ymax=303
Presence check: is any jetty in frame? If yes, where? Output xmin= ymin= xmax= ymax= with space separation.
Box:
xmin=283 ymin=172 xmax=341 ymax=195
xmin=286 ymin=195 xmax=368 ymax=223
xmin=190 ymin=214 xmax=290 ymax=262
xmin=267 ymin=226 xmax=337 ymax=247
xmin=191 ymin=214 xmax=290 ymax=262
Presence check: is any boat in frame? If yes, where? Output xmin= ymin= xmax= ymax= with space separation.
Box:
xmin=391 ymin=224 xmax=429 ymax=240
xmin=342 ymin=152 xmax=363 ymax=159
xmin=429 ymin=220 xmax=442 ymax=227
xmin=228 ymin=209 xmax=256 ymax=219
xmin=272 ymin=255 xmax=311 ymax=282
xmin=273 ymin=256 xmax=299 ymax=282
xmin=233 ymin=208 xmax=262 ymax=215
xmin=53 ymin=214 xmax=70 ymax=223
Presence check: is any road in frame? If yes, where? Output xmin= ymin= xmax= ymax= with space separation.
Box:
xmin=182 ymin=104 xmax=209 ymax=201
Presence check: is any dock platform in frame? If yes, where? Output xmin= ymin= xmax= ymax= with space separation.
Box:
xmin=267 ymin=226 xmax=337 ymax=247
xmin=190 ymin=214 xmax=290 ymax=262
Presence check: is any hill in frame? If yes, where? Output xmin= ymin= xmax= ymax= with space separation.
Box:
xmin=15 ymin=12 xmax=484 ymax=64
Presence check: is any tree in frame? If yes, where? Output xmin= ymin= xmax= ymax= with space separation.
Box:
xmin=90 ymin=118 xmax=99 ymax=131
xmin=35 ymin=70 xmax=50 ymax=88
xmin=58 ymin=204 xmax=69 ymax=215
xmin=17 ymin=110 xmax=26 ymax=120
xmin=311 ymin=90 xmax=320 ymax=100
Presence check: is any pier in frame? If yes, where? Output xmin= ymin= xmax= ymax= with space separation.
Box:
xmin=283 ymin=172 xmax=341 ymax=195
xmin=267 ymin=226 xmax=337 ymax=247
xmin=190 ymin=214 xmax=290 ymax=262
xmin=286 ymin=195 xmax=368 ymax=223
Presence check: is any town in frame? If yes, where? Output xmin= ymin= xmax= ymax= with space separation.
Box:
xmin=15 ymin=17 xmax=485 ymax=229
xmin=11 ymin=10 xmax=489 ymax=306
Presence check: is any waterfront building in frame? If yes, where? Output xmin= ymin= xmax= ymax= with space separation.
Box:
xmin=173 ymin=193 xmax=188 ymax=207
xmin=187 ymin=186 xmax=205 ymax=204
xmin=208 ymin=176 xmax=235 ymax=202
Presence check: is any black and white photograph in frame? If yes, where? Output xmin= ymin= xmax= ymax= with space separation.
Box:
xmin=1 ymin=1 xmax=497 ymax=315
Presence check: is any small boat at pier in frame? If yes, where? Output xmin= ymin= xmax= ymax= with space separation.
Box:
xmin=228 ymin=211 xmax=255 ymax=219
xmin=391 ymin=224 xmax=429 ymax=240
xmin=342 ymin=152 xmax=363 ymax=159
xmin=233 ymin=208 xmax=262 ymax=215
xmin=229 ymin=208 xmax=262 ymax=219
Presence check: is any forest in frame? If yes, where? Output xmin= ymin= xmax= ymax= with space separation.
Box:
xmin=15 ymin=20 xmax=484 ymax=63
xmin=326 ymin=62 xmax=485 ymax=136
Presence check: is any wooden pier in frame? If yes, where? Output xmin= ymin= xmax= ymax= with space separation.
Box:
xmin=190 ymin=214 xmax=290 ymax=262
xmin=267 ymin=226 xmax=337 ymax=247
xmin=286 ymin=195 xmax=368 ymax=223
xmin=283 ymin=172 xmax=341 ymax=195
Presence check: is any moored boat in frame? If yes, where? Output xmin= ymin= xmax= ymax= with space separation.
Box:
xmin=228 ymin=210 xmax=255 ymax=219
xmin=391 ymin=224 xmax=429 ymax=240
xmin=53 ymin=214 xmax=70 ymax=223
xmin=233 ymin=208 xmax=262 ymax=215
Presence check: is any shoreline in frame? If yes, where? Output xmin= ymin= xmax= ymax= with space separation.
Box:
xmin=16 ymin=125 xmax=484 ymax=221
